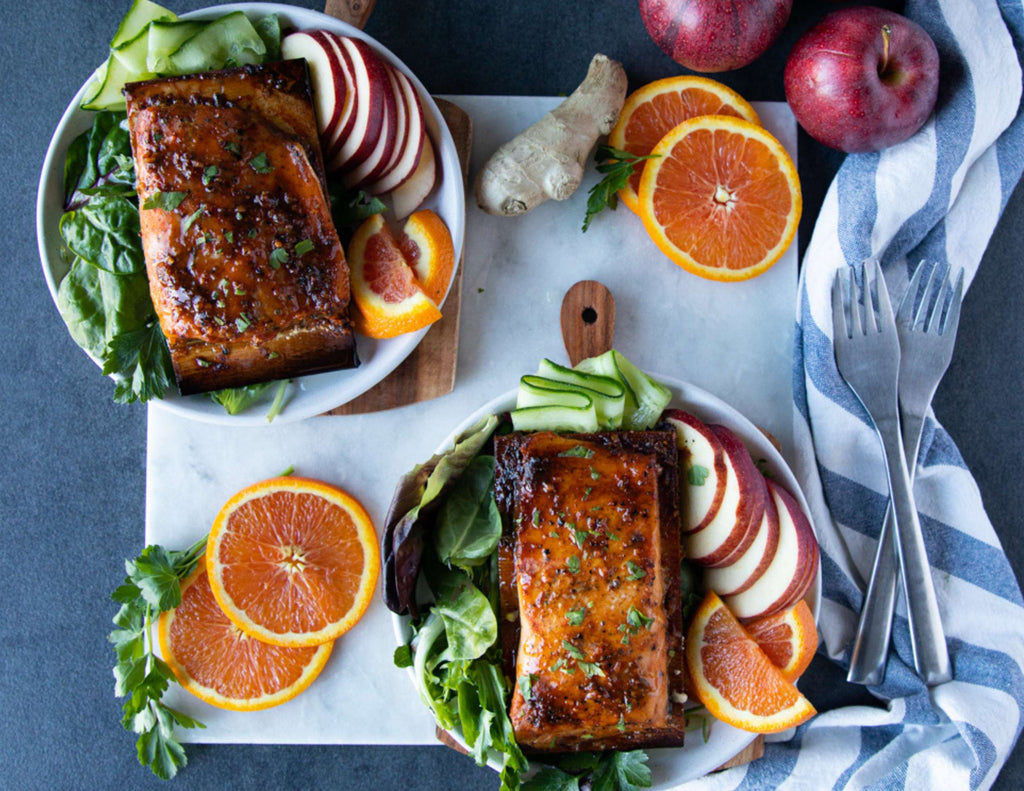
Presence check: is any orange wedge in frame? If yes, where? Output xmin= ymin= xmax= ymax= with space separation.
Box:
xmin=743 ymin=600 xmax=818 ymax=683
xmin=158 ymin=558 xmax=333 ymax=711
xmin=638 ymin=115 xmax=801 ymax=282
xmin=608 ymin=76 xmax=760 ymax=214
xmin=398 ymin=209 xmax=456 ymax=304
xmin=686 ymin=591 xmax=816 ymax=734
xmin=348 ymin=213 xmax=441 ymax=339
xmin=206 ymin=476 xmax=380 ymax=648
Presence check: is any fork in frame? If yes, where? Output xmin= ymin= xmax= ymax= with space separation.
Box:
xmin=847 ymin=264 xmax=963 ymax=686
xmin=832 ymin=260 xmax=951 ymax=686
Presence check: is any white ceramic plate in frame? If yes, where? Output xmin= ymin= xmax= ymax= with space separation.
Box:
xmin=36 ymin=2 xmax=465 ymax=425
xmin=393 ymin=374 xmax=821 ymax=787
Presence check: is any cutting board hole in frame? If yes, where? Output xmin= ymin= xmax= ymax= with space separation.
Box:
xmin=581 ymin=307 xmax=598 ymax=325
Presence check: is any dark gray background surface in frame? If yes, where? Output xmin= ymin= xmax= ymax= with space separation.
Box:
xmin=2 ymin=0 xmax=1021 ymax=788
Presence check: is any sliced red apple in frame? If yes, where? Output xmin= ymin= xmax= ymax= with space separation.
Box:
xmin=280 ymin=31 xmax=345 ymax=138
xmin=328 ymin=36 xmax=391 ymax=174
xmin=343 ymin=65 xmax=400 ymax=188
xmin=684 ymin=425 xmax=766 ymax=568
xmin=318 ymin=32 xmax=359 ymax=163
xmin=704 ymin=477 xmax=780 ymax=596
xmin=725 ymin=479 xmax=819 ymax=621
xmin=354 ymin=63 xmax=407 ymax=188
xmin=664 ymin=409 xmax=727 ymax=534
xmin=390 ymin=134 xmax=436 ymax=218
xmin=367 ymin=66 xmax=426 ymax=195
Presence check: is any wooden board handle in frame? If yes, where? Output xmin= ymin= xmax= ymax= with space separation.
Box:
xmin=561 ymin=281 xmax=615 ymax=366
xmin=323 ymin=0 xmax=377 ymax=29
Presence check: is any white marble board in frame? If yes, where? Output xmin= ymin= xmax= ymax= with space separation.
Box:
xmin=145 ymin=95 xmax=799 ymax=744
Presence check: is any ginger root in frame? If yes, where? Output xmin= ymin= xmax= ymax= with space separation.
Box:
xmin=475 ymin=54 xmax=628 ymax=217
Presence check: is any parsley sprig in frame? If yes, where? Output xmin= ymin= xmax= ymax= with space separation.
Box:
xmin=110 ymin=537 xmax=207 ymax=779
xmin=582 ymin=145 xmax=660 ymax=232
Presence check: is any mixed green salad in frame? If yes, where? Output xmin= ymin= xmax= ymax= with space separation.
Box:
xmin=386 ymin=351 xmax=707 ymax=791
xmin=55 ymin=0 xmax=382 ymax=415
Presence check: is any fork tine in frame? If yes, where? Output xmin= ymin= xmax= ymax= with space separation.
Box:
xmin=872 ymin=259 xmax=895 ymax=333
xmin=942 ymin=267 xmax=965 ymax=337
xmin=849 ymin=267 xmax=864 ymax=337
xmin=832 ymin=269 xmax=848 ymax=340
xmin=898 ymin=262 xmax=927 ymax=326
xmin=923 ymin=263 xmax=949 ymax=334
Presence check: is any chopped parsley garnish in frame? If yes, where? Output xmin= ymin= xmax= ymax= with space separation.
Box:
xmin=688 ymin=465 xmax=710 ymax=486
xmin=558 ymin=445 xmax=595 ymax=458
xmin=235 ymin=314 xmax=251 ymax=332
xmin=224 ymin=231 xmax=234 ymax=243
xmin=268 ymin=247 xmax=288 ymax=270
xmin=518 ymin=674 xmax=537 ymax=701
xmin=571 ymin=527 xmax=591 ymax=548
xmin=566 ymin=555 xmax=581 ymax=574
xmin=249 ymin=152 xmax=274 ymax=174
xmin=294 ymin=238 xmax=314 ymax=256
xmin=583 ymin=486 xmax=593 ymax=499
xmin=562 ymin=641 xmax=585 ymax=660
xmin=627 ymin=607 xmax=654 ymax=630
xmin=223 ymin=141 xmax=241 ymax=155
xmin=532 ymin=509 xmax=541 ymax=526
xmin=142 ymin=191 xmax=187 ymax=211
xmin=578 ymin=661 xmax=605 ymax=678
xmin=181 ymin=206 xmax=204 ymax=233
xmin=233 ymin=285 xmax=246 ymax=296
xmin=247 ymin=228 xmax=259 ymax=238
xmin=202 ymin=165 xmax=219 ymax=186
xmin=589 ymin=466 xmax=601 ymax=480
xmin=566 ymin=608 xmax=586 ymax=626
xmin=626 ymin=561 xmax=646 ymax=580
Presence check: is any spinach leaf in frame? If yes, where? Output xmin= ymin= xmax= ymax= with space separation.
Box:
xmin=434 ymin=571 xmax=497 ymax=661
xmin=383 ymin=414 xmax=500 ymax=616
xmin=60 ymin=195 xmax=145 ymax=275
xmin=436 ymin=455 xmax=502 ymax=571
xmin=208 ymin=382 xmax=276 ymax=415
xmin=63 ymin=111 xmax=136 ymax=210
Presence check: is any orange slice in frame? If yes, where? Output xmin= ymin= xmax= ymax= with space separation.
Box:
xmin=608 ymin=76 xmax=760 ymax=214
xmin=686 ymin=591 xmax=816 ymax=733
xmin=158 ymin=558 xmax=333 ymax=711
xmin=206 ymin=476 xmax=380 ymax=648
xmin=398 ymin=209 xmax=456 ymax=304
xmin=638 ymin=115 xmax=801 ymax=282
xmin=348 ymin=213 xmax=441 ymax=339
xmin=743 ymin=600 xmax=818 ymax=683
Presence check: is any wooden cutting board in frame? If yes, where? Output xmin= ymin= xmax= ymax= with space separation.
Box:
xmin=324 ymin=1 xmax=467 ymax=416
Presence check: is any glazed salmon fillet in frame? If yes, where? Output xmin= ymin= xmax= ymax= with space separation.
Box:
xmin=493 ymin=431 xmax=687 ymax=752
xmin=125 ymin=60 xmax=357 ymax=395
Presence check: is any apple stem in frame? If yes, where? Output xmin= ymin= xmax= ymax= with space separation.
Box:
xmin=879 ymin=24 xmax=892 ymax=75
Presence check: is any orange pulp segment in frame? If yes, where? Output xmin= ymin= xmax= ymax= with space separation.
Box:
xmin=743 ymin=599 xmax=818 ymax=682
xmin=206 ymin=476 xmax=380 ymax=648
xmin=398 ymin=209 xmax=456 ymax=305
xmin=608 ymin=76 xmax=760 ymax=213
xmin=348 ymin=213 xmax=441 ymax=339
xmin=638 ymin=115 xmax=801 ymax=282
xmin=158 ymin=558 xmax=333 ymax=711
xmin=686 ymin=591 xmax=816 ymax=733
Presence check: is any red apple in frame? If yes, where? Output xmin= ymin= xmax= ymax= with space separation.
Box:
xmin=639 ymin=0 xmax=792 ymax=72
xmin=784 ymin=6 xmax=940 ymax=153
xmin=684 ymin=425 xmax=766 ymax=567
xmin=390 ymin=135 xmax=436 ymax=218
xmin=368 ymin=66 xmax=427 ymax=195
xmin=328 ymin=36 xmax=394 ymax=174
xmin=725 ymin=479 xmax=818 ymax=620
xmin=663 ymin=409 xmax=728 ymax=533
xmin=704 ymin=476 xmax=780 ymax=595
xmin=280 ymin=31 xmax=345 ymax=139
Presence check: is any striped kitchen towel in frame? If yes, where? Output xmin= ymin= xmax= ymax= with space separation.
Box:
xmin=680 ymin=0 xmax=1024 ymax=789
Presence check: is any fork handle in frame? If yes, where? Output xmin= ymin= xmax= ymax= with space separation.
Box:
xmin=848 ymin=407 xmax=928 ymax=685
xmin=847 ymin=509 xmax=899 ymax=685
xmin=879 ymin=425 xmax=952 ymax=685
